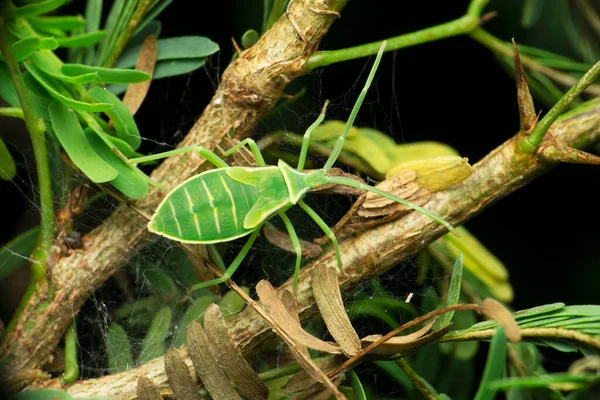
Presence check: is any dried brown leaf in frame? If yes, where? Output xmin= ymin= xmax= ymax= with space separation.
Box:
xmin=122 ymin=35 xmax=157 ymax=116
xmin=311 ymin=266 xmax=361 ymax=357
xmin=137 ymin=376 xmax=162 ymax=400
xmin=255 ymin=280 xmax=341 ymax=354
xmin=513 ymin=39 xmax=536 ymax=132
xmin=280 ymin=289 xmax=310 ymax=359
xmin=164 ymin=347 xmax=202 ymax=400
xmin=360 ymin=321 xmax=453 ymax=355
xmin=186 ymin=321 xmax=241 ymax=400
xmin=482 ymin=298 xmax=521 ymax=343
xmin=203 ymin=303 xmax=269 ymax=400
xmin=264 ymin=225 xmax=322 ymax=258
xmin=310 ymin=375 xmax=344 ymax=400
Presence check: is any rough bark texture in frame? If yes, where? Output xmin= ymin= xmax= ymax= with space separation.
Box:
xmin=61 ymin=102 xmax=600 ymax=399
xmin=0 ymin=0 xmax=341 ymax=381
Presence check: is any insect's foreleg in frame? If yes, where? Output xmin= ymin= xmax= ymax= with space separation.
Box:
xmin=127 ymin=146 xmax=229 ymax=168
xmin=323 ymin=41 xmax=387 ymax=172
xmin=222 ymin=138 xmax=266 ymax=166
xmin=297 ymin=100 xmax=329 ymax=172
xmin=190 ymin=229 xmax=261 ymax=291
xmin=278 ymin=212 xmax=302 ymax=291
xmin=298 ymin=198 xmax=343 ymax=271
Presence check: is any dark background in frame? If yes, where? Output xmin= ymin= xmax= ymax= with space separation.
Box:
xmin=1 ymin=0 xmax=599 ymax=385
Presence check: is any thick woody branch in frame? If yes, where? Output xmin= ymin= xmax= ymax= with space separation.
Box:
xmin=0 ymin=0 xmax=341 ymax=382
xmin=62 ymin=101 xmax=600 ymax=398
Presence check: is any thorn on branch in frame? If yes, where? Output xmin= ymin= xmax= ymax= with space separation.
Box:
xmin=538 ymin=143 xmax=600 ymax=165
xmin=512 ymin=39 xmax=537 ymax=132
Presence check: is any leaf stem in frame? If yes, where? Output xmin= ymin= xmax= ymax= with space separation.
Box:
xmin=0 ymin=106 xmax=24 ymax=119
xmin=0 ymin=18 xmax=53 ymax=283
xmin=305 ymin=0 xmax=489 ymax=70
xmin=395 ymin=358 xmax=439 ymax=400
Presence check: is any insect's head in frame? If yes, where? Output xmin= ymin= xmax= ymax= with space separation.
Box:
xmin=306 ymin=168 xmax=328 ymax=189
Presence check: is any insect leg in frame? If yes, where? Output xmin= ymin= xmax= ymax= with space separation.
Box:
xmin=127 ymin=146 xmax=229 ymax=168
xmin=297 ymin=100 xmax=329 ymax=172
xmin=297 ymin=198 xmax=343 ymax=271
xmin=190 ymin=228 xmax=261 ymax=291
xmin=278 ymin=212 xmax=302 ymax=291
xmin=323 ymin=41 xmax=387 ymax=172
xmin=222 ymin=138 xmax=266 ymax=166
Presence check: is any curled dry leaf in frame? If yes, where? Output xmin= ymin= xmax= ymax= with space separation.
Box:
xmin=311 ymin=375 xmax=345 ymax=400
xmin=203 ymin=303 xmax=269 ymax=400
xmin=137 ymin=375 xmax=163 ymax=400
xmin=513 ymin=39 xmax=537 ymax=132
xmin=255 ymin=280 xmax=341 ymax=354
xmin=264 ymin=225 xmax=322 ymax=258
xmin=280 ymin=289 xmax=310 ymax=359
xmin=186 ymin=321 xmax=242 ymax=400
xmin=481 ymin=298 xmax=522 ymax=343
xmin=282 ymin=355 xmax=347 ymax=394
xmin=121 ymin=35 xmax=157 ymax=116
xmin=360 ymin=321 xmax=453 ymax=355
xmin=164 ymin=347 xmax=202 ymax=400
xmin=311 ymin=266 xmax=361 ymax=357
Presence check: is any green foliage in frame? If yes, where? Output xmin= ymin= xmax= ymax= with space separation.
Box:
xmin=0 ymin=226 xmax=39 ymax=279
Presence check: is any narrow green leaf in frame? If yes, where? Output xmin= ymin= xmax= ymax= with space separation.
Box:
xmin=1 ymin=0 xmax=67 ymax=18
xmin=39 ymin=38 xmax=59 ymax=51
xmin=106 ymin=322 xmax=133 ymax=373
xmin=11 ymin=37 xmax=41 ymax=62
xmin=8 ymin=389 xmax=74 ymax=400
xmin=0 ymin=136 xmax=17 ymax=181
xmin=85 ymin=129 xmax=148 ymax=199
xmin=0 ymin=62 xmax=19 ymax=106
xmin=116 ymin=36 xmax=219 ymax=68
xmin=138 ymin=307 xmax=172 ymax=365
xmin=29 ymin=16 xmax=86 ymax=31
xmin=473 ymin=326 xmax=508 ymax=400
xmin=172 ymin=296 xmax=214 ymax=348
xmin=29 ymin=51 xmax=98 ymax=84
xmin=521 ymin=0 xmax=544 ymax=29
xmin=135 ymin=0 xmax=173 ymax=35
xmin=27 ymin=62 xmax=113 ymax=112
xmin=56 ymin=31 xmax=106 ymax=48
xmin=440 ymin=253 xmax=464 ymax=328
xmin=128 ymin=20 xmax=162 ymax=49
xmin=105 ymin=135 xmax=135 ymax=158
xmin=349 ymin=370 xmax=367 ymax=400
xmin=48 ymin=101 xmax=118 ymax=183
xmin=0 ymin=226 xmax=39 ymax=280
xmin=489 ymin=373 xmax=599 ymax=391
xmin=87 ymin=86 xmax=141 ymax=149
xmin=84 ymin=0 xmax=102 ymax=65
xmin=62 ymin=64 xmax=150 ymax=84
xmin=142 ymin=266 xmax=180 ymax=299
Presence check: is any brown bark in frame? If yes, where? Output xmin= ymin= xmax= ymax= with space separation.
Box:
xmin=0 ymin=0 xmax=341 ymax=382
xmin=62 ymin=102 xmax=600 ymax=398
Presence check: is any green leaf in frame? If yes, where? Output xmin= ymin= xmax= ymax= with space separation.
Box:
xmin=28 ymin=16 xmax=86 ymax=31
xmin=142 ymin=266 xmax=180 ymax=300
xmin=440 ymin=253 xmax=464 ymax=328
xmin=521 ymin=0 xmax=544 ymax=29
xmin=473 ymin=326 xmax=508 ymax=400
xmin=48 ymin=101 xmax=118 ymax=183
xmin=0 ymin=226 xmax=39 ymax=280
xmin=0 ymin=62 xmax=19 ymax=106
xmin=55 ymin=31 xmax=106 ymax=48
xmin=1 ymin=0 xmax=67 ymax=18
xmin=87 ymin=86 xmax=141 ymax=149
xmin=26 ymin=61 xmax=113 ymax=112
xmin=62 ymin=64 xmax=150 ymax=84
xmin=219 ymin=287 xmax=250 ymax=320
xmin=30 ymin=52 xmax=98 ymax=84
xmin=0 ymin=136 xmax=17 ymax=181
xmin=105 ymin=135 xmax=135 ymax=158
xmin=8 ymin=389 xmax=74 ymax=400
xmin=83 ymin=0 xmax=103 ymax=65
xmin=116 ymin=36 xmax=219 ymax=69
xmin=172 ymin=296 xmax=214 ymax=348
xmin=137 ymin=306 xmax=172 ymax=365
xmin=39 ymin=38 xmax=59 ymax=51
xmin=489 ymin=373 xmax=600 ymax=391
xmin=11 ymin=37 xmax=41 ymax=62
xmin=241 ymin=29 xmax=260 ymax=49
xmin=349 ymin=370 xmax=367 ymax=400
xmin=135 ymin=0 xmax=173 ymax=36
xmin=85 ymin=129 xmax=148 ymax=199
xmin=106 ymin=322 xmax=133 ymax=373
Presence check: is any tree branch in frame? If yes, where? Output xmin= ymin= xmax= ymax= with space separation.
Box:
xmin=61 ymin=99 xmax=600 ymax=398
xmin=0 ymin=0 xmax=342 ymax=383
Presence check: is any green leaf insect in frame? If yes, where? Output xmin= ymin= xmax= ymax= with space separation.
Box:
xmin=128 ymin=42 xmax=454 ymax=291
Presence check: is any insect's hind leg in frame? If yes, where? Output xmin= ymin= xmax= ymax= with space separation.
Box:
xmin=190 ymin=229 xmax=261 ymax=291
xmin=222 ymin=138 xmax=266 ymax=166
xmin=127 ymin=146 xmax=229 ymax=168
xmin=278 ymin=212 xmax=302 ymax=291
xmin=297 ymin=198 xmax=343 ymax=271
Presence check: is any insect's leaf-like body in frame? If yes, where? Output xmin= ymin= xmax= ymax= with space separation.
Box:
xmin=148 ymin=163 xmax=317 ymax=243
